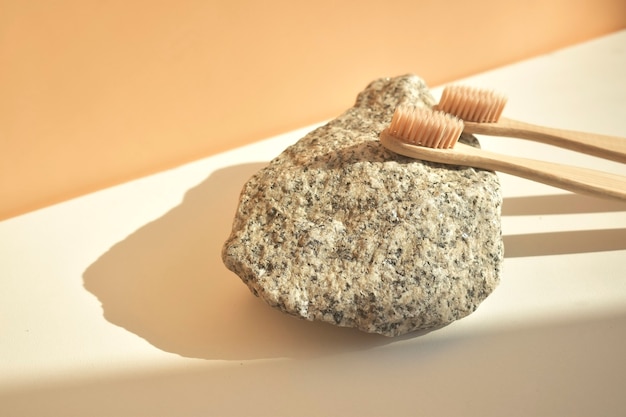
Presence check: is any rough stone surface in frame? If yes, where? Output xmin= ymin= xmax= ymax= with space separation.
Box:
xmin=222 ymin=74 xmax=504 ymax=337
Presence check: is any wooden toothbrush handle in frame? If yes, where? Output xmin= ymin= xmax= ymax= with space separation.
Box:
xmin=380 ymin=131 xmax=626 ymax=201
xmin=463 ymin=117 xmax=626 ymax=163
xmin=456 ymin=143 xmax=626 ymax=201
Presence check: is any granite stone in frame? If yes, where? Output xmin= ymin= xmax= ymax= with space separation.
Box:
xmin=222 ymin=74 xmax=504 ymax=337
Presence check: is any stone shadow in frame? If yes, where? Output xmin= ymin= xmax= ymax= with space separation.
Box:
xmin=83 ymin=163 xmax=401 ymax=361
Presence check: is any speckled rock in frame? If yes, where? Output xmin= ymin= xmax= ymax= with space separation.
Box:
xmin=222 ymin=74 xmax=504 ymax=337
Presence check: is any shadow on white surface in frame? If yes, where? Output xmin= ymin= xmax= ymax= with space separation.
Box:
xmin=503 ymin=228 xmax=626 ymax=258
xmin=502 ymin=194 xmax=626 ymax=216
xmin=83 ymin=164 xmax=626 ymax=361
xmin=83 ymin=163 xmax=407 ymax=361
xmin=3 ymin=312 xmax=625 ymax=417
xmin=501 ymin=194 xmax=626 ymax=257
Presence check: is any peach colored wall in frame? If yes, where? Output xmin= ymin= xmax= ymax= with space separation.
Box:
xmin=2 ymin=0 xmax=625 ymax=220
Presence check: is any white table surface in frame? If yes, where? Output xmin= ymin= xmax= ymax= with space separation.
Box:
xmin=2 ymin=31 xmax=626 ymax=417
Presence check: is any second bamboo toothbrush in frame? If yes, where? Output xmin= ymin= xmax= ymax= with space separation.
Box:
xmin=435 ymin=85 xmax=626 ymax=163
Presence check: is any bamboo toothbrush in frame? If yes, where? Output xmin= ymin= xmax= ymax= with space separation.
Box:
xmin=379 ymin=105 xmax=626 ymax=201
xmin=435 ymin=85 xmax=626 ymax=164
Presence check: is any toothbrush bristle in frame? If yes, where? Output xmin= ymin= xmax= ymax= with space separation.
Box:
xmin=388 ymin=105 xmax=464 ymax=149
xmin=438 ymin=85 xmax=507 ymax=123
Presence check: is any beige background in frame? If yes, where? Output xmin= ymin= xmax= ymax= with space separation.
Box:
xmin=2 ymin=0 xmax=625 ymax=220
